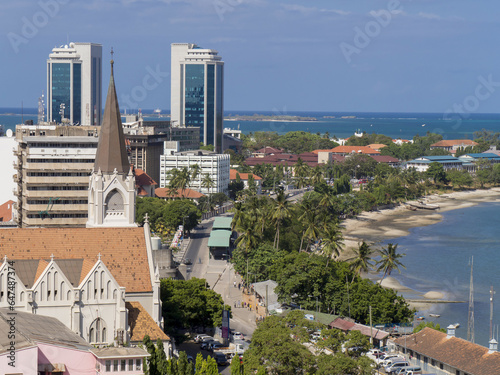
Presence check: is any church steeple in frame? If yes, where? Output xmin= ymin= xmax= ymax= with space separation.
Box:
xmin=87 ymin=50 xmax=136 ymax=228
xmin=94 ymin=50 xmax=130 ymax=174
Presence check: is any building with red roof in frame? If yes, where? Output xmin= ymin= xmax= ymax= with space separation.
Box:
xmin=135 ymin=168 xmax=157 ymax=197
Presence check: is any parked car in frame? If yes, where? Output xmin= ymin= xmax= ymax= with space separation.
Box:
xmin=396 ymin=366 xmax=422 ymax=375
xmin=200 ymin=339 xmax=217 ymax=350
xmin=385 ymin=361 xmax=410 ymax=374
xmin=209 ymin=342 xmax=225 ymax=352
xmin=183 ymin=258 xmax=192 ymax=265
xmin=232 ymin=332 xmax=244 ymax=341
xmin=213 ymin=352 xmax=228 ymax=366
xmin=378 ymin=354 xmax=403 ymax=365
xmin=194 ymin=334 xmax=211 ymax=343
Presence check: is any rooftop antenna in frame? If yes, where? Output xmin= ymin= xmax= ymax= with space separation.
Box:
xmin=467 ymin=256 xmax=475 ymax=343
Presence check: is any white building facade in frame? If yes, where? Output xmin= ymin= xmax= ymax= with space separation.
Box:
xmin=47 ymin=42 xmax=102 ymax=125
xmin=160 ymin=150 xmax=230 ymax=195
xmin=170 ymin=43 xmax=224 ymax=153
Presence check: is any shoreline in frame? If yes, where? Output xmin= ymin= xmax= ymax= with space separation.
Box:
xmin=340 ymin=188 xmax=500 ymax=310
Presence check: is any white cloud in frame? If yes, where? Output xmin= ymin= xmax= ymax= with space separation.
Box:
xmin=418 ymin=12 xmax=441 ymax=20
xmin=280 ymin=3 xmax=350 ymax=16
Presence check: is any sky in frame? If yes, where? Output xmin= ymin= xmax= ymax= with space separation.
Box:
xmin=1 ymin=0 xmax=500 ymax=113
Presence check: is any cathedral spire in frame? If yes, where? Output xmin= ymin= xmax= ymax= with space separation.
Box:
xmin=94 ymin=50 xmax=130 ymax=174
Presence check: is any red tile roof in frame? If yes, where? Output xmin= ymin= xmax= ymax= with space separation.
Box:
xmin=370 ymin=155 xmax=400 ymax=163
xmin=431 ymin=139 xmax=478 ymax=147
xmin=330 ymin=146 xmax=381 ymax=155
xmin=126 ymin=301 xmax=170 ymax=342
xmin=394 ymin=328 xmax=500 ymax=375
xmin=0 ymin=200 xmax=14 ymax=222
xmin=254 ymin=147 xmax=283 ymax=155
xmin=367 ymin=143 xmax=388 ymax=150
xmin=329 ymin=317 xmax=356 ymax=331
xmin=230 ymin=169 xmax=262 ymax=180
xmin=329 ymin=317 xmax=389 ymax=340
xmin=135 ymin=169 xmax=157 ymax=187
xmin=155 ymin=187 xmax=205 ymax=199
xmin=0 ymin=228 xmax=152 ymax=293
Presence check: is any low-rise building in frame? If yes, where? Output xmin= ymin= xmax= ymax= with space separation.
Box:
xmin=405 ymin=155 xmax=464 ymax=172
xmin=0 ymin=308 xmax=149 ymax=374
xmin=329 ymin=317 xmax=390 ymax=348
xmin=159 ymin=149 xmax=230 ymax=195
xmin=430 ymin=139 xmax=478 ymax=154
xmin=229 ymin=169 xmax=262 ymax=194
xmin=393 ymin=326 xmax=500 ymax=375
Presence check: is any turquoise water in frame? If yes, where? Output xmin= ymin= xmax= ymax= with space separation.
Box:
xmin=380 ymin=202 xmax=500 ymax=348
xmin=3 ymin=108 xmax=500 ymax=140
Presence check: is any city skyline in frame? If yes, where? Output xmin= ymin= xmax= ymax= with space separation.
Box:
xmin=1 ymin=1 xmax=500 ymax=113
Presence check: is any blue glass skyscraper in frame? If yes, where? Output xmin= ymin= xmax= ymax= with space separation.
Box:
xmin=171 ymin=43 xmax=224 ymax=153
xmin=47 ymin=42 xmax=102 ymax=125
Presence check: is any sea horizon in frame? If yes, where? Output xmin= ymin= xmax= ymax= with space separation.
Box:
xmin=3 ymin=107 xmax=500 ymax=141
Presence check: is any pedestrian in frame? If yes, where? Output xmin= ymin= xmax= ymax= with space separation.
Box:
xmin=234 ymin=301 xmax=236 ymax=308
xmin=238 ymin=283 xmax=241 ymax=290
xmin=233 ymin=281 xmax=236 ymax=288
xmin=241 ymin=301 xmax=244 ymax=308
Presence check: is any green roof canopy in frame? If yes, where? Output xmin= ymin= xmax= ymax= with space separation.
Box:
xmin=212 ymin=217 xmax=233 ymax=230
xmin=208 ymin=229 xmax=231 ymax=248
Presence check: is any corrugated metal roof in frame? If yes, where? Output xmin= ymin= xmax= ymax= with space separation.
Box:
xmin=212 ymin=217 xmax=233 ymax=230
xmin=207 ymin=230 xmax=231 ymax=247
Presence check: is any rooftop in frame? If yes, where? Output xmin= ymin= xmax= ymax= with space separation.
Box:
xmin=394 ymin=328 xmax=500 ymax=375
xmin=431 ymin=139 xmax=478 ymax=147
xmin=0 ymin=227 xmax=152 ymax=293
xmin=126 ymin=301 xmax=170 ymax=342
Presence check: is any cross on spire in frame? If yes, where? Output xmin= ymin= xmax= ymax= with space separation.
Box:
xmin=50 ymin=254 xmax=54 ymax=261
xmin=98 ymin=253 xmax=102 ymax=261
xmin=111 ymin=47 xmax=114 ymax=62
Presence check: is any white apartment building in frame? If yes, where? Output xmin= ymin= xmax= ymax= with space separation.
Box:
xmin=47 ymin=42 xmax=102 ymax=125
xmin=160 ymin=149 xmax=230 ymax=195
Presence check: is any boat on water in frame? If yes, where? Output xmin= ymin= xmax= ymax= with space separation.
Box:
xmin=416 ymin=316 xmax=425 ymax=321
xmin=429 ymin=314 xmax=440 ymax=318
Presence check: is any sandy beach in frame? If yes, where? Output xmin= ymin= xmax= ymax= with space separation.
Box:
xmin=340 ymin=188 xmax=500 ymax=309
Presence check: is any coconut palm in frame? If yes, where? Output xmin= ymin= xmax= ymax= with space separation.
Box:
xmin=271 ymin=189 xmax=292 ymax=249
xmin=299 ymin=201 xmax=321 ymax=252
xmin=319 ymin=223 xmax=344 ymax=266
xmin=348 ymin=241 xmax=375 ymax=282
xmin=190 ymin=163 xmax=202 ymax=186
xmin=311 ymin=165 xmax=324 ymax=186
xmin=376 ymin=243 xmax=406 ymax=284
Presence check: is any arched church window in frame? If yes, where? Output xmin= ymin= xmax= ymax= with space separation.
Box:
xmin=105 ymin=189 xmax=124 ymax=216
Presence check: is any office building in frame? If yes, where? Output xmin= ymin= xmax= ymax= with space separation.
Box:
xmin=160 ymin=149 xmax=230 ymax=195
xmin=47 ymin=42 xmax=102 ymax=125
xmin=171 ymin=43 xmax=224 ymax=153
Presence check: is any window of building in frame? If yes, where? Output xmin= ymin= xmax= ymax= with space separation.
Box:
xmin=120 ymin=360 xmax=126 ymax=371
xmin=129 ymin=359 xmax=134 ymax=370
xmin=105 ymin=360 xmax=111 ymax=371
xmin=113 ymin=360 xmax=118 ymax=371
xmin=136 ymin=359 xmax=142 ymax=370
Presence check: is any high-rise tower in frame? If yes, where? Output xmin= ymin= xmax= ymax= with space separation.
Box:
xmin=87 ymin=55 xmax=136 ymax=228
xmin=47 ymin=42 xmax=102 ymax=125
xmin=170 ymin=43 xmax=224 ymax=153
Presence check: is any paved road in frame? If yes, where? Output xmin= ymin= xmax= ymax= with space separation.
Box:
xmin=174 ymin=212 xmax=257 ymax=374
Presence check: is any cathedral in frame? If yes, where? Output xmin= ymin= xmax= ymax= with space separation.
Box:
xmin=0 ymin=58 xmax=169 ymax=353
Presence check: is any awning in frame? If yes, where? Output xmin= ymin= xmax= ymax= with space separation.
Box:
xmin=212 ymin=217 xmax=233 ymax=230
xmin=207 ymin=229 xmax=231 ymax=248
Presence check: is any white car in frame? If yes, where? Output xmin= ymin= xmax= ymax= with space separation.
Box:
xmin=386 ymin=361 xmax=410 ymax=374
xmin=378 ymin=354 xmax=403 ymax=365
xmin=194 ymin=334 xmax=212 ymax=343
xmin=232 ymin=332 xmax=244 ymax=341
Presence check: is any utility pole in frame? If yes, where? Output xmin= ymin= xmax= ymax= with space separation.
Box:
xmin=467 ymin=256 xmax=475 ymax=343
xmin=490 ymin=286 xmax=495 ymax=341
xmin=369 ymin=305 xmax=373 ymax=345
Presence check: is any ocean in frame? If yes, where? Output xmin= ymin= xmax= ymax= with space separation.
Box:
xmin=3 ymin=108 xmax=500 ymax=140
xmin=379 ymin=202 xmax=500 ymax=348
xmin=2 ymin=107 xmax=500 ymax=347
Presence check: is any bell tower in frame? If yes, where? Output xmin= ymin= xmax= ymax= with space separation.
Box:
xmin=87 ymin=52 xmax=136 ymax=228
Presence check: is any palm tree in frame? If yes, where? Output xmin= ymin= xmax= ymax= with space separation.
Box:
xmin=190 ymin=163 xmax=202 ymax=187
xmin=376 ymin=243 xmax=406 ymax=284
xmin=201 ymin=173 xmax=215 ymax=210
xmin=271 ymin=189 xmax=292 ymax=249
xmin=294 ymin=158 xmax=310 ymax=189
xmin=299 ymin=201 xmax=320 ymax=252
xmin=311 ymin=165 xmax=324 ymax=186
xmin=348 ymin=241 xmax=374 ymax=282
xmin=319 ymin=223 xmax=344 ymax=266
